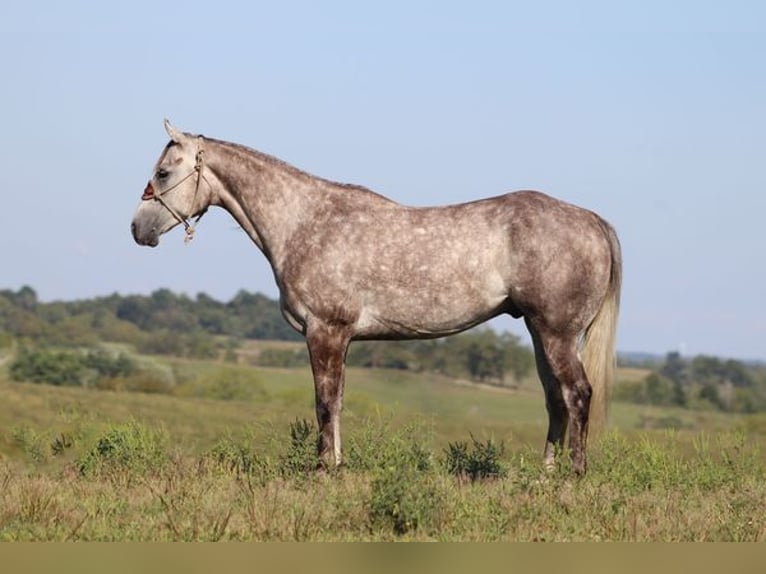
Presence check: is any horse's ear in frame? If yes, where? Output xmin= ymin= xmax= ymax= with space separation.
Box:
xmin=164 ymin=119 xmax=185 ymax=143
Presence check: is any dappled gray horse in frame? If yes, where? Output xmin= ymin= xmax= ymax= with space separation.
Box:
xmin=132 ymin=120 xmax=621 ymax=474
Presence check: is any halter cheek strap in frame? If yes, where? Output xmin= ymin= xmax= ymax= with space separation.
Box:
xmin=143 ymin=138 xmax=208 ymax=244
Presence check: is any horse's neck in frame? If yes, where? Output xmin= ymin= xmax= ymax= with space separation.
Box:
xmin=206 ymin=139 xmax=325 ymax=265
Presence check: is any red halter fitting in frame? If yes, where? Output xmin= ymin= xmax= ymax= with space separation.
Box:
xmin=142 ymin=181 xmax=155 ymax=200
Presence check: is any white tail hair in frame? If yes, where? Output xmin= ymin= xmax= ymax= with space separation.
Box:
xmin=581 ymin=221 xmax=622 ymax=434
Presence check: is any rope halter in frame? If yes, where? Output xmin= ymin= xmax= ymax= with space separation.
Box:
xmin=142 ymin=137 xmax=208 ymax=244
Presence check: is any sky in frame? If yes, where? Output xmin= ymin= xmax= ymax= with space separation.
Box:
xmin=1 ymin=1 xmax=764 ymax=360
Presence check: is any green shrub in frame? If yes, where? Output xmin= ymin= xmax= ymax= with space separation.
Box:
xmin=444 ymin=441 xmax=471 ymax=478
xmin=207 ymin=434 xmax=260 ymax=475
xmin=279 ymin=419 xmax=320 ymax=477
xmin=205 ymin=419 xmax=324 ymax=481
xmin=367 ymin=451 xmax=442 ymax=536
xmin=443 ymin=434 xmax=507 ymax=482
xmin=10 ymin=346 xmax=86 ymax=386
xmin=9 ymin=346 xmax=139 ymax=388
xmin=83 ymin=349 xmax=137 ymax=378
xmin=346 ymin=420 xmax=440 ymax=536
xmin=345 ymin=420 xmax=433 ymax=473
xmin=78 ymin=420 xmax=167 ymax=478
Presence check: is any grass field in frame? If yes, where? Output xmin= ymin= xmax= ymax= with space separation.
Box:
xmin=1 ymin=351 xmax=765 ymax=541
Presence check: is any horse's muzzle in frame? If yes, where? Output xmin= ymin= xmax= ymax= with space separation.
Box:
xmin=131 ymin=219 xmax=159 ymax=247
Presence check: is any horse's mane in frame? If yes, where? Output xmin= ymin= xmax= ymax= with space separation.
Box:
xmin=204 ymin=136 xmax=393 ymax=202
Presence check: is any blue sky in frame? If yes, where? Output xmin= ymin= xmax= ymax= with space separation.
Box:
xmin=2 ymin=1 xmax=764 ymax=359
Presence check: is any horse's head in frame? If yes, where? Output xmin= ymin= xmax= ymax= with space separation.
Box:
xmin=131 ymin=120 xmax=210 ymax=247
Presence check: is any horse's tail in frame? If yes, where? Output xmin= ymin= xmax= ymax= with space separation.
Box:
xmin=581 ymin=219 xmax=622 ymax=434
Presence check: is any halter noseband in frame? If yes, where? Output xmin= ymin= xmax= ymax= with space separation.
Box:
xmin=142 ymin=137 xmax=208 ymax=244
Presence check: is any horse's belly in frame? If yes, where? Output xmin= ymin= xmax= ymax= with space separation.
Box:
xmin=353 ymin=277 xmax=508 ymax=338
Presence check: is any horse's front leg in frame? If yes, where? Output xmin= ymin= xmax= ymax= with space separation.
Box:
xmin=306 ymin=322 xmax=351 ymax=469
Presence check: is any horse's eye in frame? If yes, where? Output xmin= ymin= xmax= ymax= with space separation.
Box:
xmin=156 ymin=168 xmax=169 ymax=180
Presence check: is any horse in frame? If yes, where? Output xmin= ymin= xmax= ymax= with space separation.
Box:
xmin=131 ymin=120 xmax=621 ymax=475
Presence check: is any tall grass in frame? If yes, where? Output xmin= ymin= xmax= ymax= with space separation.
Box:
xmin=1 ymin=416 xmax=763 ymax=541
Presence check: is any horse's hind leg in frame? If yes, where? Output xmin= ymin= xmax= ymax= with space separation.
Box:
xmin=527 ymin=320 xmax=568 ymax=470
xmin=526 ymin=319 xmax=592 ymax=474
xmin=306 ymin=322 xmax=351 ymax=469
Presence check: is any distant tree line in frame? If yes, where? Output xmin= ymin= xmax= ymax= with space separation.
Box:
xmin=4 ymin=286 xmax=766 ymax=410
xmin=0 ymin=286 xmax=299 ymax=358
xmin=1 ymin=286 xmax=535 ymax=387
xmin=346 ymin=330 xmax=534 ymax=385
xmin=615 ymin=351 xmax=766 ymax=414
xmin=258 ymin=329 xmax=535 ymax=386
